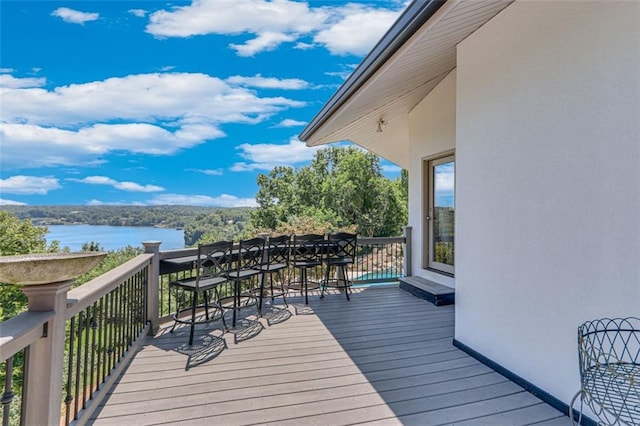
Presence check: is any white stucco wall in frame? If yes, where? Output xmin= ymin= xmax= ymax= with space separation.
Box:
xmin=407 ymin=69 xmax=457 ymax=287
xmin=455 ymin=0 xmax=640 ymax=409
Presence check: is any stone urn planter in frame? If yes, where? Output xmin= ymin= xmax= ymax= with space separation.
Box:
xmin=0 ymin=252 xmax=106 ymax=285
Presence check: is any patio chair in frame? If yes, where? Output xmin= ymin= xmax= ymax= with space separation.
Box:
xmin=169 ymin=240 xmax=233 ymax=346
xmin=290 ymin=234 xmax=325 ymax=305
xmin=254 ymin=234 xmax=290 ymax=311
xmin=322 ymin=232 xmax=357 ymax=301
xmin=222 ymin=237 xmax=265 ymax=327
xmin=570 ymin=317 xmax=639 ymax=426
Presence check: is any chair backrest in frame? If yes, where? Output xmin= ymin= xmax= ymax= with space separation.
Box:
xmin=327 ymin=232 xmax=357 ymax=261
xmin=236 ymin=237 xmax=266 ymax=271
xmin=266 ymin=235 xmax=291 ymax=267
xmin=292 ymin=233 xmax=325 ymax=262
xmin=196 ymin=240 xmax=234 ymax=288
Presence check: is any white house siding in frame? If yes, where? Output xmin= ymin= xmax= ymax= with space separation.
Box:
xmin=407 ymin=69 xmax=457 ymax=288
xmin=455 ymin=0 xmax=640 ymax=411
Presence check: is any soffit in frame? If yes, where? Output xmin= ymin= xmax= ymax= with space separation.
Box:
xmin=302 ymin=0 xmax=512 ymax=169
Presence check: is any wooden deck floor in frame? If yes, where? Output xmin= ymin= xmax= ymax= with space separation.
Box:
xmin=89 ymin=285 xmax=569 ymax=425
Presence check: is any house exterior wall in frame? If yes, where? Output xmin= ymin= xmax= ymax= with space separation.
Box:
xmin=455 ymin=0 xmax=640 ymax=409
xmin=407 ymin=69 xmax=456 ymax=287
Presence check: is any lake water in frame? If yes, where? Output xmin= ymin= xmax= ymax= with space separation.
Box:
xmin=46 ymin=224 xmax=185 ymax=252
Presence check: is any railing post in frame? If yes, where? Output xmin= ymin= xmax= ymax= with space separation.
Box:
xmin=143 ymin=241 xmax=161 ymax=335
xmin=403 ymin=226 xmax=412 ymax=277
xmin=19 ymin=280 xmax=73 ymax=426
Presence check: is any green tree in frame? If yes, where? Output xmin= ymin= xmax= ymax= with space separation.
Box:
xmin=251 ymin=166 xmax=297 ymax=229
xmin=250 ymin=146 xmax=408 ymax=236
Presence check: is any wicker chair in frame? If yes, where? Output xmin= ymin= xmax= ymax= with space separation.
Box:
xmin=570 ymin=317 xmax=639 ymax=425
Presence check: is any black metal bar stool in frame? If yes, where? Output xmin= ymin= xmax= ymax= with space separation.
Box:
xmin=322 ymin=232 xmax=357 ymax=301
xmin=255 ymin=234 xmax=290 ymax=311
xmin=289 ymin=234 xmax=324 ymax=305
xmin=222 ymin=237 xmax=265 ymax=327
xmin=169 ymin=240 xmax=233 ymax=345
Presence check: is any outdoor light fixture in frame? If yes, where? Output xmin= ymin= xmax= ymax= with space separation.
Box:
xmin=376 ymin=118 xmax=387 ymax=132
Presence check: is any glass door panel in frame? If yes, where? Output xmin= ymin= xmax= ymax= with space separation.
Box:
xmin=433 ymin=161 xmax=454 ymax=267
xmin=426 ymin=155 xmax=455 ymax=274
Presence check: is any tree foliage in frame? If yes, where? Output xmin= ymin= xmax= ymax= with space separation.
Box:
xmin=250 ymin=146 xmax=408 ymax=236
xmin=3 ymin=205 xmax=254 ymax=229
xmin=184 ymin=209 xmax=251 ymax=245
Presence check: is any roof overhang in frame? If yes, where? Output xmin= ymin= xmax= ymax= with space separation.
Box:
xmin=299 ymin=0 xmax=513 ymax=169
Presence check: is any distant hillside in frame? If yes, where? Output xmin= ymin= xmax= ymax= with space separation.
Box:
xmin=1 ymin=205 xmax=253 ymax=229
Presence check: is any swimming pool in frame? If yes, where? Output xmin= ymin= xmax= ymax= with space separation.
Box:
xmin=352 ymin=269 xmax=400 ymax=287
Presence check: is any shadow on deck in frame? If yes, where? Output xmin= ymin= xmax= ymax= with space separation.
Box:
xmin=88 ymin=286 xmax=569 ymax=425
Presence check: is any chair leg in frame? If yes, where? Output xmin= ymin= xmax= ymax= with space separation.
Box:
xmin=278 ymin=271 xmax=288 ymax=307
xmin=321 ymin=264 xmax=329 ymax=299
xmin=258 ymin=274 xmax=266 ymax=316
xmin=232 ymin=281 xmax=238 ymax=328
xmin=341 ymin=265 xmax=350 ymax=301
xmin=170 ymin=287 xmax=180 ymax=333
xmin=216 ymin=287 xmax=228 ymax=332
xmin=303 ymin=268 xmax=309 ymax=305
xmin=188 ymin=291 xmax=197 ymax=345
xmin=203 ymin=290 xmax=210 ymax=320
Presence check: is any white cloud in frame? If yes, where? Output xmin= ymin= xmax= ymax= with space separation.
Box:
xmin=274 ymin=119 xmax=306 ymax=128
xmin=314 ymin=5 xmax=400 ymax=56
xmin=129 ymin=9 xmax=147 ymax=18
xmin=0 ymin=198 xmax=27 ymax=206
xmin=1 ymin=72 xmax=305 ymax=168
xmin=0 ymin=175 xmax=61 ymax=195
xmin=381 ymin=164 xmax=402 ymax=173
xmin=326 ymin=64 xmax=358 ymax=81
xmin=74 ymin=176 xmax=164 ymax=192
xmin=293 ymin=42 xmax=314 ymax=50
xmin=147 ymin=0 xmax=326 ymax=38
xmin=0 ymin=68 xmax=15 ymax=73
xmin=232 ymin=137 xmax=319 ymax=171
xmin=226 ymin=74 xmax=308 ymax=90
xmin=188 ymin=168 xmax=224 ymax=176
xmin=52 ymin=7 xmax=99 ymax=25
xmin=149 ymin=193 xmax=257 ymax=207
xmin=0 ymin=75 xmax=46 ymax=89
xmin=230 ymin=32 xmax=296 ymax=57
xmin=145 ymin=0 xmax=404 ymax=56
xmin=159 ymin=65 xmax=176 ymax=72
xmin=435 ymin=163 xmax=455 ymax=191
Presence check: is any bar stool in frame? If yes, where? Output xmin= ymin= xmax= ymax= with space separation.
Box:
xmin=169 ymin=240 xmax=233 ymax=345
xmin=322 ymin=232 xmax=357 ymax=301
xmin=255 ymin=234 xmax=290 ymax=311
xmin=222 ymin=237 xmax=265 ymax=327
xmin=289 ymin=234 xmax=324 ymax=304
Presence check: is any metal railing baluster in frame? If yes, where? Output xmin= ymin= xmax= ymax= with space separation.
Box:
xmin=64 ymin=318 xmax=75 ymax=426
xmin=1 ymin=356 xmax=14 ymax=426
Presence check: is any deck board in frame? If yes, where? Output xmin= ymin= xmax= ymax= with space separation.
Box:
xmin=88 ymin=286 xmax=568 ymax=425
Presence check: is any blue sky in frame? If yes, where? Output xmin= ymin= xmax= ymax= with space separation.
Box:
xmin=0 ymin=0 xmax=405 ymax=207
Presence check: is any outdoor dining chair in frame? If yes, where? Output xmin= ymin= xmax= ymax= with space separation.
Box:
xmin=169 ymin=240 xmax=233 ymax=346
xmin=254 ymin=234 xmax=290 ymax=311
xmin=322 ymin=232 xmax=357 ymax=301
xmin=222 ymin=237 xmax=265 ymax=327
xmin=290 ymin=233 xmax=325 ymax=305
